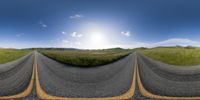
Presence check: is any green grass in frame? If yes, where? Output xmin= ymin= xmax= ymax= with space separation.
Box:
xmin=40 ymin=49 xmax=132 ymax=67
xmin=0 ymin=49 xmax=30 ymax=64
xmin=140 ymin=47 xmax=200 ymax=66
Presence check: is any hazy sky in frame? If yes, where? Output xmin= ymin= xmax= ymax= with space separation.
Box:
xmin=1 ymin=0 xmax=200 ymax=49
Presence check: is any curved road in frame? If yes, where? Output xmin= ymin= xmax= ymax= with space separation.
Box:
xmin=8 ymin=50 xmax=200 ymax=99
xmin=137 ymin=53 xmax=200 ymax=97
xmin=0 ymin=53 xmax=34 ymax=96
xmin=36 ymin=52 xmax=135 ymax=98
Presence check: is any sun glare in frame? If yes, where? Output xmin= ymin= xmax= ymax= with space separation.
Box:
xmin=88 ymin=31 xmax=108 ymax=49
xmin=90 ymin=32 xmax=104 ymax=44
xmin=76 ymin=22 xmax=116 ymax=49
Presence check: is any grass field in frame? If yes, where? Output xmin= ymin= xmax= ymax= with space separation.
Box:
xmin=140 ymin=46 xmax=200 ymax=66
xmin=0 ymin=49 xmax=30 ymax=64
xmin=40 ymin=49 xmax=132 ymax=67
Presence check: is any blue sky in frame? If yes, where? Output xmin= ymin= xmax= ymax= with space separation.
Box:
xmin=0 ymin=0 xmax=200 ymax=49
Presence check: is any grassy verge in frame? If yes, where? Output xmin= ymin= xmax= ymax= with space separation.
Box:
xmin=140 ymin=46 xmax=200 ymax=66
xmin=0 ymin=49 xmax=30 ymax=64
xmin=40 ymin=49 xmax=132 ymax=67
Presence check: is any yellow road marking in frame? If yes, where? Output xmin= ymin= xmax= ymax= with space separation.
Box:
xmin=0 ymin=55 xmax=35 ymax=99
xmin=35 ymin=55 xmax=137 ymax=100
xmin=136 ymin=56 xmax=200 ymax=100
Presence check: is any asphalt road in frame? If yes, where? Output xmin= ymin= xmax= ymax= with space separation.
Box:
xmin=137 ymin=53 xmax=200 ymax=97
xmin=8 ymin=51 xmax=200 ymax=99
xmin=0 ymin=53 xmax=34 ymax=96
xmin=131 ymin=82 xmax=154 ymax=100
xmin=36 ymin=52 xmax=135 ymax=98
xmin=0 ymin=51 xmax=158 ymax=100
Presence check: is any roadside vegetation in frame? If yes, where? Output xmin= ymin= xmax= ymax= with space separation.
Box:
xmin=0 ymin=49 xmax=30 ymax=64
xmin=40 ymin=48 xmax=132 ymax=67
xmin=140 ymin=46 xmax=200 ymax=66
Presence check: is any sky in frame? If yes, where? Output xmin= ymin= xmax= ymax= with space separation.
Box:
xmin=1 ymin=0 xmax=200 ymax=49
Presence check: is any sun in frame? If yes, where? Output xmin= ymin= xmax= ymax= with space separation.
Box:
xmin=90 ymin=32 xmax=104 ymax=44
xmin=89 ymin=31 xmax=108 ymax=49
xmin=78 ymin=22 xmax=114 ymax=49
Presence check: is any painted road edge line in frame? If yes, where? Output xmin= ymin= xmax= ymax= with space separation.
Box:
xmin=0 ymin=54 xmax=35 ymax=99
xmin=36 ymin=54 xmax=137 ymax=100
xmin=136 ymin=56 xmax=200 ymax=100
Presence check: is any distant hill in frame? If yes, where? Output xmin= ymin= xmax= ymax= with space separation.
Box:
xmin=102 ymin=47 xmax=124 ymax=50
xmin=23 ymin=48 xmax=80 ymax=51
xmin=24 ymin=47 xmax=131 ymax=51
xmin=22 ymin=47 xmax=135 ymax=53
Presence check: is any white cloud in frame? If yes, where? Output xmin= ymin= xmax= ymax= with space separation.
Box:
xmin=62 ymin=31 xmax=66 ymax=35
xmin=61 ymin=40 xmax=81 ymax=48
xmin=75 ymin=42 xmax=81 ymax=45
xmin=60 ymin=38 xmax=200 ymax=49
xmin=108 ymin=38 xmax=200 ymax=49
xmin=70 ymin=14 xmax=83 ymax=19
xmin=39 ymin=21 xmax=47 ymax=28
xmin=62 ymin=40 xmax=69 ymax=43
xmin=121 ymin=31 xmax=130 ymax=37
xmin=71 ymin=32 xmax=83 ymax=38
xmin=151 ymin=38 xmax=199 ymax=47
xmin=105 ymin=42 xmax=149 ymax=49
xmin=16 ymin=33 xmax=24 ymax=37
xmin=128 ymin=38 xmax=200 ymax=48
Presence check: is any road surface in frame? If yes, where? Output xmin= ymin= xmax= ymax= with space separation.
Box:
xmin=0 ymin=53 xmax=34 ymax=96
xmin=0 ymin=51 xmax=158 ymax=100
xmin=137 ymin=53 xmax=200 ymax=97
xmin=36 ymin=52 xmax=135 ymax=98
